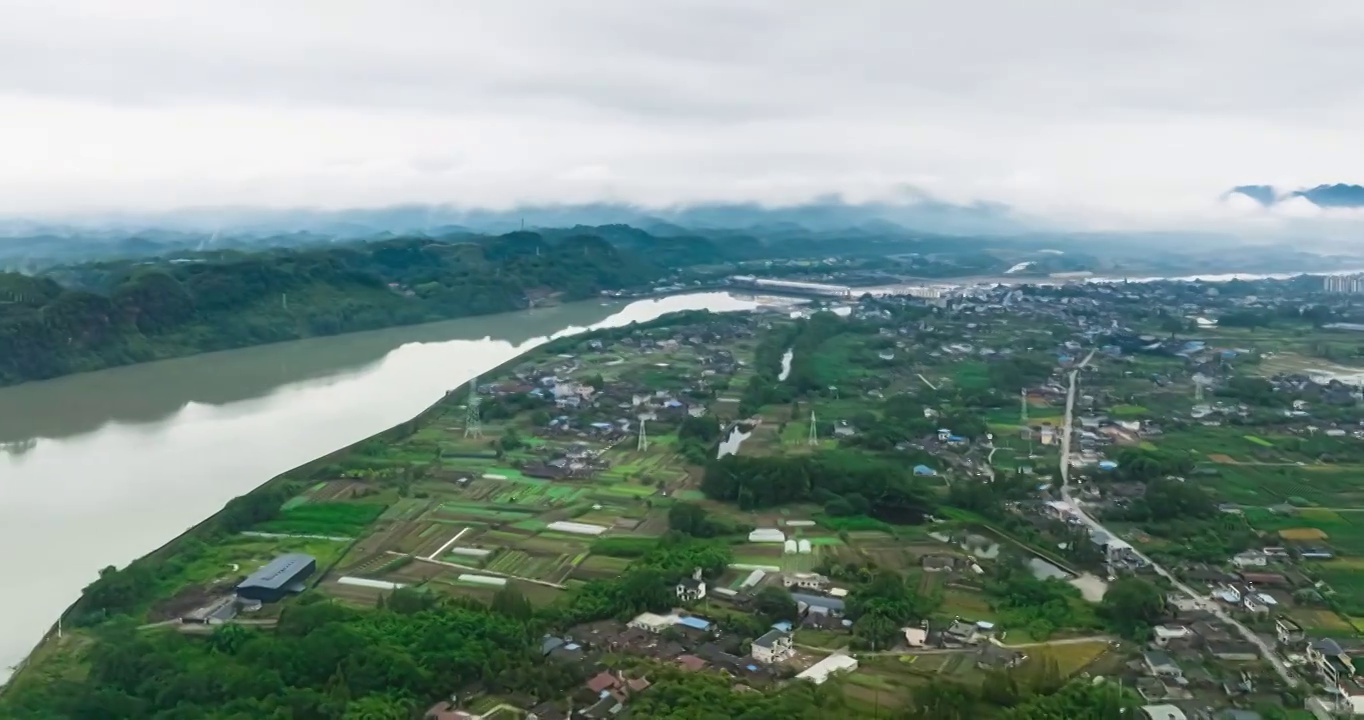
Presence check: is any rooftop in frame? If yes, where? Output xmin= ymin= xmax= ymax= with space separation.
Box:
xmin=753 ymin=629 xmax=789 ymax=649
xmin=237 ymin=553 xmax=315 ymax=591
xmin=1141 ymin=704 xmax=1187 ymax=720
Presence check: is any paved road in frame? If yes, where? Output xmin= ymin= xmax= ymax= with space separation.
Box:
xmin=1056 ymin=351 xmax=1300 ymax=688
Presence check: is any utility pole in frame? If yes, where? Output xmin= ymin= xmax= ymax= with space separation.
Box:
xmin=463 ymin=377 xmax=482 ymax=439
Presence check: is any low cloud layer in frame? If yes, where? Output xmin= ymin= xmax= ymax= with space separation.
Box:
xmin=3 ymin=1 xmax=1364 ymax=230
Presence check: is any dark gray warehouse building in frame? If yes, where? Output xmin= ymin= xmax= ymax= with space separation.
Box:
xmin=235 ymin=553 xmax=317 ymax=603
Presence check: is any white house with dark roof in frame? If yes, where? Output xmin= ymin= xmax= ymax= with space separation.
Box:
xmin=750 ymin=629 xmax=794 ymax=664
xmin=676 ymin=568 xmax=707 ymax=602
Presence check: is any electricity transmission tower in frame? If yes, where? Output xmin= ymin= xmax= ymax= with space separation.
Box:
xmin=637 ymin=417 xmax=649 ymax=452
xmin=808 ymin=410 xmax=818 ymax=446
xmin=1194 ymin=380 xmax=1204 ymax=403
xmin=1020 ymin=388 xmax=1028 ymax=423
xmin=463 ymin=377 xmax=482 ymax=438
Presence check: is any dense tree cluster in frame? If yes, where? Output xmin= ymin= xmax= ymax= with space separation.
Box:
xmin=626 ymin=670 xmax=847 ymax=720
xmin=0 ymin=232 xmax=659 ymax=386
xmin=1099 ymin=577 xmax=1166 ymax=640
xmin=904 ymin=674 xmax=1139 ymax=720
xmin=667 ymin=502 xmax=744 ymax=538
xmin=984 ymin=556 xmax=1098 ymax=640
xmin=702 ymin=450 xmax=935 ymax=522
xmin=556 ymin=537 xmax=732 ymax=625
xmin=2 ymin=595 xmax=581 ymax=720
xmin=845 ymin=570 xmax=940 ymax=649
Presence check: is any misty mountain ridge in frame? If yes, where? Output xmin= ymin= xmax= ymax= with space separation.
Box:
xmin=0 ymin=195 xmax=1038 ymax=242
xmin=1225 ymin=183 xmax=1364 ymax=208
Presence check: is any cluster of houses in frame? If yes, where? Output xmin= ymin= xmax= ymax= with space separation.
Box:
xmin=1128 ymin=592 xmax=1364 ymax=718
xmin=428 ymin=605 xmax=863 ymax=720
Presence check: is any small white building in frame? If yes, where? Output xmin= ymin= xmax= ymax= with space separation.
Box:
xmin=797 ymin=652 xmax=859 ymax=685
xmin=676 ymin=568 xmax=707 ymax=602
xmin=783 ymin=539 xmax=798 ymax=555
xmin=749 ymin=528 xmax=786 ymax=543
xmin=739 ymin=569 xmax=767 ymax=590
xmin=1140 ymin=705 xmax=1187 ymax=720
xmin=750 ymin=629 xmax=794 ymax=664
xmin=797 ymin=539 xmax=812 ymax=554
xmin=629 ymin=612 xmax=677 ymax=633
xmin=782 ymin=572 xmax=830 ymax=590
xmin=1231 ymin=550 xmax=1268 ymax=568
xmin=1152 ymin=625 xmax=1191 ymax=647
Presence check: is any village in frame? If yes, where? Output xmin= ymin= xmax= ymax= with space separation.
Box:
xmin=94 ymin=274 xmax=1364 ymax=719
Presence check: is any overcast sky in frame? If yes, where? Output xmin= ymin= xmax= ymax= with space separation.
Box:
xmin=3 ymin=0 xmax=1363 ymax=228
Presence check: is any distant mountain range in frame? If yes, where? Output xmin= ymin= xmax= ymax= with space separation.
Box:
xmin=0 ymin=197 xmax=1054 ymax=267
xmin=1226 ymin=183 xmax=1364 ymax=209
xmin=0 ymin=196 xmax=1038 ymax=242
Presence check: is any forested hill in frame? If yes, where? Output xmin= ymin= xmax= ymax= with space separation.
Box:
xmin=0 ymin=231 xmax=666 ymax=387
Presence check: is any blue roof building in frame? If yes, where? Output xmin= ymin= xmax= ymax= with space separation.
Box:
xmin=676 ymin=616 xmax=712 ymax=631
xmin=235 ymin=553 xmax=316 ymax=603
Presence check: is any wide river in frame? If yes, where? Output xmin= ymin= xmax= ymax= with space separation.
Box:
xmin=0 ymin=291 xmax=762 ymax=681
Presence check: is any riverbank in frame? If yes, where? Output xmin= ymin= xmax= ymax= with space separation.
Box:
xmin=0 ymin=292 xmax=762 ymax=687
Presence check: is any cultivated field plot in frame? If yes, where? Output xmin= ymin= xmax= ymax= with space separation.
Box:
xmin=282 ymin=479 xmax=376 ymax=510
xmin=317 ymin=485 xmax=669 ymax=603
xmin=598 ymin=447 xmax=692 ymax=488
xmin=1290 ymin=607 xmax=1357 ymax=636
xmin=1313 ymin=562 xmax=1364 ymax=614
xmin=1030 ymin=641 xmax=1111 ymax=676
xmin=1243 ymin=508 xmax=1364 ymax=555
xmin=938 ymin=589 xmax=997 ymax=623
xmin=1202 ymin=465 xmax=1364 ymax=508
xmin=254 ymin=502 xmax=387 ymax=537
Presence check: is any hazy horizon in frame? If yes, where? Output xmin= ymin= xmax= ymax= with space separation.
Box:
xmin=4 ymin=1 xmax=1364 ymax=232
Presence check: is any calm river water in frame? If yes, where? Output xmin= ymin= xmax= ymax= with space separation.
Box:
xmin=0 ymin=292 xmax=760 ymax=680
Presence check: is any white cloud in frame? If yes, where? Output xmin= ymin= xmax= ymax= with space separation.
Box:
xmin=2 ymin=0 xmax=1363 ymax=228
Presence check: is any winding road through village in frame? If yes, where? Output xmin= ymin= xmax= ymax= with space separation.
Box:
xmin=1056 ymin=350 xmax=1299 ymax=687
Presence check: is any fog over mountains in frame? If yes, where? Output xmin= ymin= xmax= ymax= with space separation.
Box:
xmin=0 ymin=196 xmax=1034 ymax=241
xmin=3 ymin=186 xmax=1363 ymax=270
xmin=1226 ymin=183 xmax=1364 ymax=209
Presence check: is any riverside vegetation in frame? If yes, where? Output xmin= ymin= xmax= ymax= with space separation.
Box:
xmin=0 ymin=222 xmax=1018 ymax=388
xmin=0 ymin=231 xmax=662 ymax=386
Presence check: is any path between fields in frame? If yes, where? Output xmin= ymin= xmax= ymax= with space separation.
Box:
xmin=1227 ymin=504 xmax=1364 ymax=513
xmin=1057 ymin=351 xmax=1300 ymax=688
xmin=795 ymin=634 xmax=1114 ymax=656
xmin=138 ymin=618 xmax=278 ymax=632
xmin=399 ymin=553 xmax=568 ymax=590
xmin=241 ymin=531 xmax=352 ymax=542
